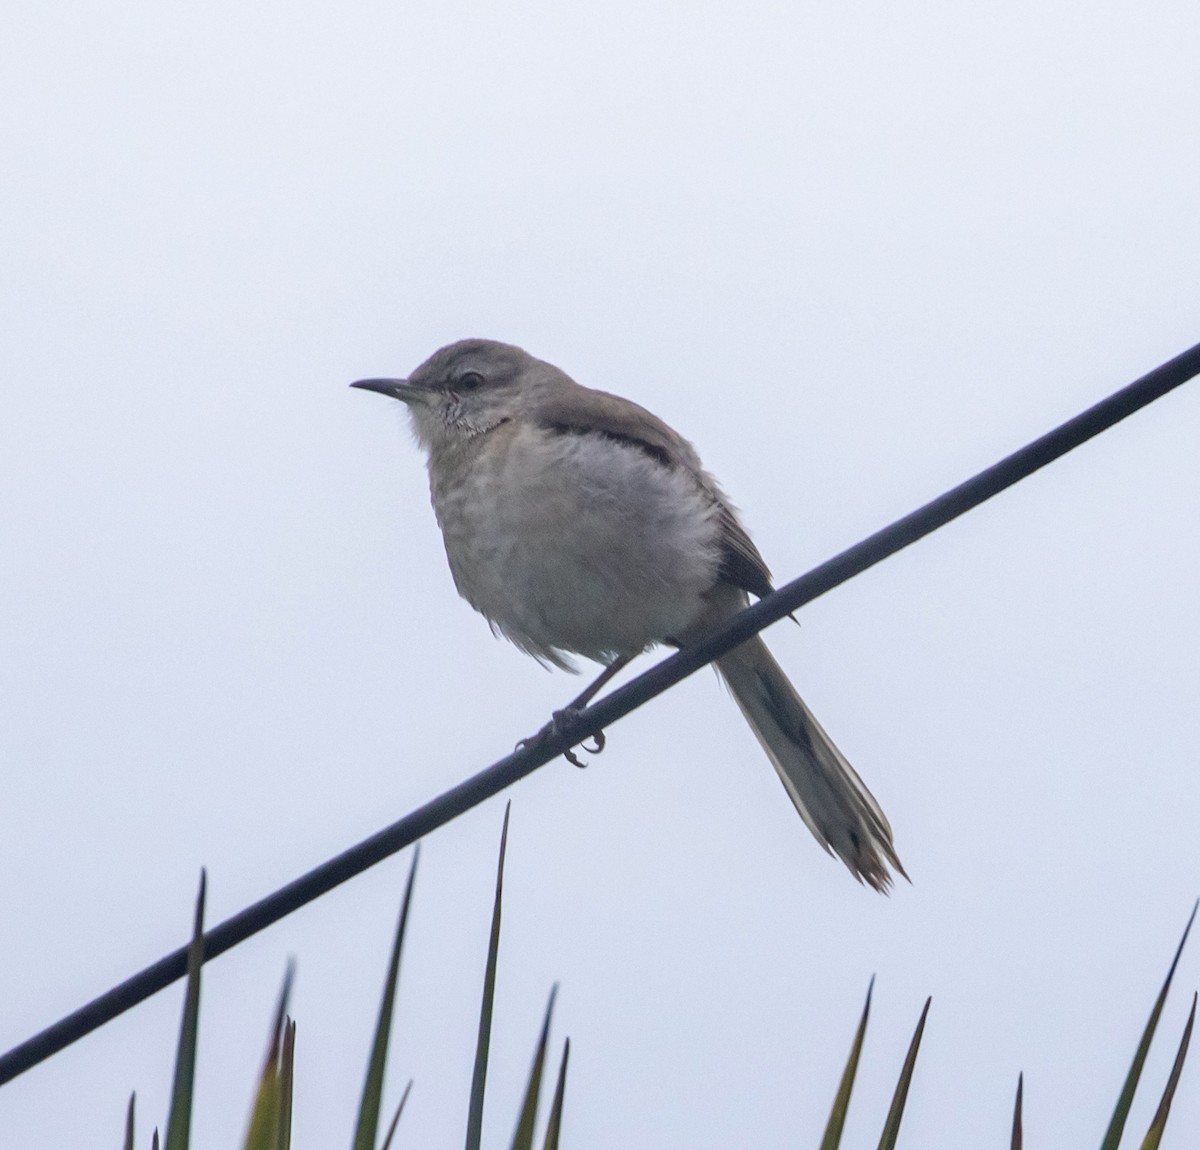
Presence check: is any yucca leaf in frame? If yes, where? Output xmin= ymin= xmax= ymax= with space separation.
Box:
xmin=509 ymin=986 xmax=558 ymax=1150
xmin=165 ymin=871 xmax=207 ymax=1150
xmin=353 ymin=848 xmax=419 ymax=1150
xmin=242 ymin=965 xmax=294 ymax=1150
xmin=379 ymin=1080 xmax=413 ymax=1150
xmin=876 ymin=997 xmax=930 ymax=1150
xmin=1100 ymin=901 xmax=1197 ymax=1150
xmin=278 ymin=1020 xmax=296 ymax=1150
xmin=123 ymin=1091 xmax=135 ymax=1150
xmin=541 ymin=1038 xmax=570 ymax=1150
xmin=1138 ymin=991 xmax=1197 ymax=1150
xmin=242 ymin=1069 xmax=280 ymax=1150
xmin=152 ymin=1130 xmax=160 ymax=1150
xmin=467 ymin=803 xmax=511 ymax=1150
xmin=820 ymin=978 xmax=874 ymax=1150
xmin=1011 ymin=1073 xmax=1023 ymax=1150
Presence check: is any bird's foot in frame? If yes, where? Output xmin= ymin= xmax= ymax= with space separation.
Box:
xmin=516 ymin=708 xmax=606 ymax=769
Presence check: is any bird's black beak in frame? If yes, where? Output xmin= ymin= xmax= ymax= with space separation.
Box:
xmin=350 ymin=377 xmax=433 ymax=404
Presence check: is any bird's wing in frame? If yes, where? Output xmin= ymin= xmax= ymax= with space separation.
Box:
xmin=535 ymin=386 xmax=774 ymax=599
xmin=713 ymin=503 xmax=773 ymax=598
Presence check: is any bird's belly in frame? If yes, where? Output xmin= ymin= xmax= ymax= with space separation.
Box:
xmin=430 ymin=426 xmax=722 ymax=666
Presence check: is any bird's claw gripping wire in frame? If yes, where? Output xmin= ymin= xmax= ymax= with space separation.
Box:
xmin=515 ymin=655 xmax=629 ymax=767
xmin=517 ymin=708 xmax=607 ymax=769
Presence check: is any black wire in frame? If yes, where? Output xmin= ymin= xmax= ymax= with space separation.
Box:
xmin=2 ymin=339 xmax=1199 ymax=1086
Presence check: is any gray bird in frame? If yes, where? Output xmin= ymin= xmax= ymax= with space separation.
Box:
xmin=353 ymin=339 xmax=904 ymax=891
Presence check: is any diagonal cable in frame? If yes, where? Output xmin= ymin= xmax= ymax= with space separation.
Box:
xmin=2 ymin=339 xmax=1199 ymax=1086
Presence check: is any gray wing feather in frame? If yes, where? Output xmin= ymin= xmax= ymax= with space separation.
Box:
xmin=535 ymin=386 xmax=774 ymax=598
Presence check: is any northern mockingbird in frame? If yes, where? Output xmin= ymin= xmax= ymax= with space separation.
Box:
xmin=353 ymin=339 xmax=904 ymax=891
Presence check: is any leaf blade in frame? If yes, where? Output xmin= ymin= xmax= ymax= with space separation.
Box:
xmin=875 ymin=997 xmax=930 ymax=1150
xmin=1010 ymin=1073 xmax=1024 ymax=1150
xmin=123 ymin=1092 xmax=136 ymax=1150
xmin=380 ymin=1080 xmax=413 ymax=1150
xmin=466 ymin=803 xmax=511 ymax=1150
xmin=164 ymin=872 xmax=207 ymax=1150
xmin=1099 ymin=901 xmax=1197 ymax=1150
xmin=353 ymin=849 xmax=420 ymax=1150
xmin=242 ymin=966 xmax=294 ymax=1150
xmin=820 ymin=978 xmax=874 ymax=1150
xmin=509 ymin=986 xmax=557 ymax=1150
xmin=541 ymin=1038 xmax=570 ymax=1150
xmin=1139 ymin=992 xmax=1197 ymax=1150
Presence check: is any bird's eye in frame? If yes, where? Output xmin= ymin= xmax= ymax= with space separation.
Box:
xmin=456 ymin=371 xmax=485 ymax=391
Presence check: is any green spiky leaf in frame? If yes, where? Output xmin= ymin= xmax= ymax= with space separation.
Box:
xmin=379 ymin=1080 xmax=413 ymax=1150
xmin=123 ymin=1092 xmax=136 ymax=1150
xmin=278 ymin=1022 xmax=295 ymax=1150
xmin=278 ymin=1020 xmax=295 ymax=1150
xmin=509 ymin=986 xmax=557 ymax=1150
xmin=1011 ymin=1073 xmax=1023 ymax=1150
xmin=1100 ymin=901 xmax=1196 ymax=1150
xmin=242 ymin=966 xmax=294 ymax=1150
xmin=1139 ymin=992 xmax=1197 ymax=1150
xmin=876 ymin=997 xmax=930 ymax=1150
xmin=353 ymin=848 xmax=419 ymax=1150
xmin=541 ymin=1039 xmax=570 ymax=1150
xmin=165 ymin=871 xmax=207 ymax=1150
xmin=467 ymin=803 xmax=511 ymax=1150
xmin=820 ymin=978 xmax=874 ymax=1150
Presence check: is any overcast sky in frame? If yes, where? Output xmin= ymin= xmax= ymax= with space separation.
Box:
xmin=3 ymin=1 xmax=1200 ymax=1146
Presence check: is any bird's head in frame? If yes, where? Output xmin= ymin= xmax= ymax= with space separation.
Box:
xmin=351 ymin=338 xmax=557 ymax=451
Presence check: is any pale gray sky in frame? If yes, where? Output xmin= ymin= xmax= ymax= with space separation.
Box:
xmin=2 ymin=1 xmax=1199 ymax=1146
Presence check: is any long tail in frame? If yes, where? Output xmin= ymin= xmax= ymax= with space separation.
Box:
xmin=716 ymin=636 xmax=905 ymax=892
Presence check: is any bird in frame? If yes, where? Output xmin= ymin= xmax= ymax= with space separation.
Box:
xmin=352 ymin=339 xmax=904 ymax=891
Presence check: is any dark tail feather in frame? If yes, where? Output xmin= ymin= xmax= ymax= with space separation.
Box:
xmin=717 ymin=636 xmax=905 ymax=892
